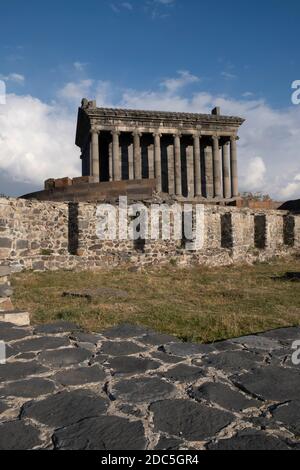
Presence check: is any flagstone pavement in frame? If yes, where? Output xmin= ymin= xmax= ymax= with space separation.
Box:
xmin=0 ymin=321 xmax=300 ymax=450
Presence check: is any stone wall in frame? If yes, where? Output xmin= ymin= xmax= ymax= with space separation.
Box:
xmin=0 ymin=197 xmax=299 ymax=271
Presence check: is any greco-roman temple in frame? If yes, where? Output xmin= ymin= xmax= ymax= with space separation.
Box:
xmin=23 ymin=99 xmax=245 ymax=202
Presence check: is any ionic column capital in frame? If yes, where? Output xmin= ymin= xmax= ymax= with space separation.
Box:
xmin=173 ymin=131 xmax=182 ymax=139
xmin=111 ymin=128 xmax=120 ymax=136
xmin=193 ymin=132 xmax=201 ymax=140
xmin=230 ymin=135 xmax=239 ymax=142
xmin=90 ymin=126 xmax=99 ymax=134
xmin=212 ymin=135 xmax=219 ymax=142
xmin=132 ymin=128 xmax=142 ymax=138
xmin=153 ymin=130 xmax=162 ymax=138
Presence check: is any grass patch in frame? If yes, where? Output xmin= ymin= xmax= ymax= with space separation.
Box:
xmin=11 ymin=258 xmax=300 ymax=343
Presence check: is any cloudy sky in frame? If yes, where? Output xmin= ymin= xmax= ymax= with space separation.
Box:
xmin=0 ymin=0 xmax=300 ymax=199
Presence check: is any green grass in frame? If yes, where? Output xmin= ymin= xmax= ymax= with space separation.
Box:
xmin=11 ymin=258 xmax=300 ymax=343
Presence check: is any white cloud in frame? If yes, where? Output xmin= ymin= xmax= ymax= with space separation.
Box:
xmin=221 ymin=71 xmax=237 ymax=80
xmin=0 ymin=94 xmax=80 ymax=185
xmin=155 ymin=0 xmax=175 ymax=4
xmin=0 ymin=73 xmax=25 ymax=84
xmin=1 ymin=70 xmax=300 ymax=201
xmin=121 ymin=2 xmax=133 ymax=10
xmin=57 ymin=79 xmax=94 ymax=104
xmin=73 ymin=62 xmax=87 ymax=72
xmin=243 ymin=157 xmax=266 ymax=191
xmin=162 ymin=70 xmax=200 ymax=94
xmin=110 ymin=1 xmax=133 ymax=13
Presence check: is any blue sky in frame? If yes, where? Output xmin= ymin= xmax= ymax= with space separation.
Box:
xmin=1 ymin=0 xmax=300 ymax=198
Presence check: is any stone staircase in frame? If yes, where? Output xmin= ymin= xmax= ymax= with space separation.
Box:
xmin=0 ymin=266 xmax=30 ymax=326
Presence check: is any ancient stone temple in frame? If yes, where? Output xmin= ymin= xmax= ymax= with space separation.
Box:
xmin=76 ymin=99 xmax=244 ymax=200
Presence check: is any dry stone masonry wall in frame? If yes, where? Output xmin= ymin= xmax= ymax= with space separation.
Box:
xmin=0 ymin=197 xmax=299 ymax=271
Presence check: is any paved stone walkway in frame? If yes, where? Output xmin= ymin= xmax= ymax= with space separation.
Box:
xmin=0 ymin=321 xmax=300 ymax=450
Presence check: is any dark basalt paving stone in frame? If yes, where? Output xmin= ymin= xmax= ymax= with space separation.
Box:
xmin=0 ymin=324 xmax=32 ymax=342
xmin=53 ymin=416 xmax=146 ymax=450
xmin=5 ymin=344 xmax=19 ymax=359
xmin=17 ymin=352 xmax=37 ymax=360
xmin=190 ymin=382 xmax=261 ymax=412
xmin=202 ymin=350 xmax=262 ymax=372
xmin=160 ymin=364 xmax=204 ymax=382
xmin=0 ymin=378 xmax=55 ymax=398
xmin=100 ymin=341 xmax=146 ymax=356
xmin=12 ymin=335 xmax=70 ymax=353
xmin=266 ymin=347 xmax=298 ymax=368
xmin=118 ymin=403 xmax=143 ymax=417
xmin=113 ymin=377 xmax=176 ymax=403
xmin=89 ymin=354 xmax=109 ymax=365
xmin=212 ymin=340 xmax=241 ymax=352
xmin=207 ymin=431 xmax=291 ymax=450
xmin=231 ymin=335 xmax=281 ymax=351
xmin=107 ymin=356 xmax=160 ymax=375
xmin=232 ymin=366 xmax=300 ymax=401
xmin=150 ymin=399 xmax=234 ymax=441
xmin=103 ymin=323 xmax=150 ymax=339
xmin=70 ymin=331 xmax=102 ymax=345
xmin=38 ymin=347 xmax=91 ymax=368
xmin=52 ymin=365 xmax=106 ymax=386
xmin=21 ymin=389 xmax=109 ymax=428
xmin=155 ymin=436 xmax=183 ymax=450
xmin=161 ymin=342 xmax=215 ymax=357
xmin=76 ymin=342 xmax=97 ymax=353
xmin=0 ymin=420 xmax=42 ymax=450
xmin=34 ymin=321 xmax=80 ymax=335
xmin=137 ymin=332 xmax=180 ymax=346
xmin=151 ymin=351 xmax=185 ymax=364
xmin=0 ymin=361 xmax=49 ymax=381
xmin=260 ymin=327 xmax=300 ymax=344
xmin=271 ymin=401 xmax=300 ymax=436
xmin=0 ymin=400 xmax=8 ymax=414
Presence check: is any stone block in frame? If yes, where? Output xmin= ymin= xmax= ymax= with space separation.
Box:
xmin=16 ymin=239 xmax=29 ymax=250
xmin=0 ymin=266 xmax=13 ymax=277
xmin=0 ymin=311 xmax=30 ymax=326
xmin=0 ymin=237 xmax=11 ymax=248
xmin=72 ymin=176 xmax=98 ymax=185
xmin=0 ymin=283 xmax=13 ymax=297
xmin=0 ymin=297 xmax=14 ymax=311
xmin=44 ymin=178 xmax=55 ymax=190
xmin=54 ymin=177 xmax=73 ymax=188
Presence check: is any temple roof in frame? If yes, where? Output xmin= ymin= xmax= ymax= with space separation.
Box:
xmin=76 ymin=100 xmax=245 ymax=147
xmin=84 ymin=105 xmax=245 ymax=124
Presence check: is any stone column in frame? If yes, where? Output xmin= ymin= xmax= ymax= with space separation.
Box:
xmin=230 ymin=136 xmax=239 ymax=197
xmin=212 ymin=136 xmax=221 ymax=198
xmin=204 ymin=145 xmax=213 ymax=198
xmin=133 ymin=129 xmax=142 ymax=180
xmin=222 ymin=141 xmax=231 ymax=199
xmin=90 ymin=128 xmax=100 ymax=182
xmin=111 ymin=129 xmax=121 ymax=181
xmin=174 ymin=132 xmax=182 ymax=196
xmin=193 ymin=133 xmax=202 ymax=197
xmin=153 ymin=131 xmax=162 ymax=192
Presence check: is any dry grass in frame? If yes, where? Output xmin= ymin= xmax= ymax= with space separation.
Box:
xmin=11 ymin=258 xmax=300 ymax=343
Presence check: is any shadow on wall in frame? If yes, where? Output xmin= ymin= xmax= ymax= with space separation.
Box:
xmin=68 ymin=203 xmax=79 ymax=255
